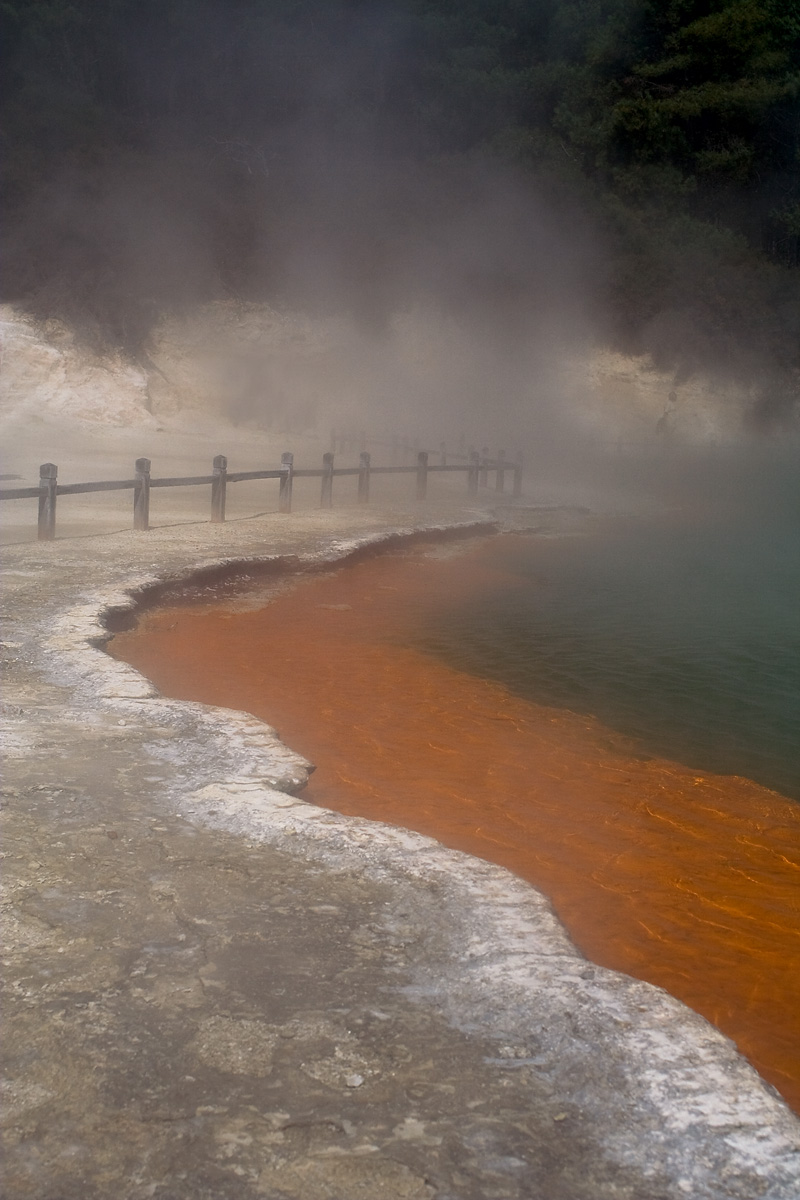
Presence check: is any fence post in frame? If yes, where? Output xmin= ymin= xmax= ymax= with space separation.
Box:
xmin=479 ymin=447 xmax=489 ymax=488
xmin=37 ymin=463 xmax=57 ymax=541
xmin=360 ymin=429 xmax=367 ymax=453
xmin=321 ymin=452 xmax=334 ymax=508
xmin=358 ymin=451 xmax=371 ymax=503
xmin=440 ymin=441 xmax=447 ymax=466
xmin=495 ymin=448 xmax=506 ymax=493
xmin=134 ymin=458 xmax=151 ymax=531
xmin=468 ymin=450 xmax=479 ymax=496
xmin=279 ymin=451 xmax=294 ymax=513
xmin=211 ymin=454 xmax=227 ymax=523
xmin=416 ymin=450 xmax=428 ymax=500
xmin=513 ymin=451 xmax=523 ymax=498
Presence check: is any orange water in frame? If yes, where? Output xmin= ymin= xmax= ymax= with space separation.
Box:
xmin=110 ymin=539 xmax=800 ymax=1111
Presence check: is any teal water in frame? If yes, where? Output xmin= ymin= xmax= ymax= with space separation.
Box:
xmin=412 ymin=504 xmax=800 ymax=801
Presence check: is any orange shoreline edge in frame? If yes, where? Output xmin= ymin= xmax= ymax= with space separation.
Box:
xmin=109 ymin=536 xmax=800 ymax=1113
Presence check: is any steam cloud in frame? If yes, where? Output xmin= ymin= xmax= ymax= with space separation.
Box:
xmin=0 ymin=3 xmax=602 ymax=439
xmin=2 ymin=1 xmax=796 ymax=439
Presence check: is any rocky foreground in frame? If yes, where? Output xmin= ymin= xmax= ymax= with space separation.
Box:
xmin=2 ymin=486 xmax=799 ymax=1200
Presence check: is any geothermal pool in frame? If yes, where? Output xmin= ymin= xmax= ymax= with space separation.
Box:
xmin=110 ymin=519 xmax=800 ymax=1112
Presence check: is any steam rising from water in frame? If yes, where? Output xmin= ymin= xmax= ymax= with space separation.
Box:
xmin=3 ymin=2 xmax=797 ymax=455
xmin=7 ymin=148 xmax=598 ymax=452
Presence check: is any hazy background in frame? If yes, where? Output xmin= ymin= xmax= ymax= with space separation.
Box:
xmin=2 ymin=0 xmax=799 ymax=443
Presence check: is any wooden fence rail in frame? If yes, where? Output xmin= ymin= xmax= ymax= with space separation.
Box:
xmin=0 ymin=448 xmax=523 ymax=542
xmin=330 ymin=429 xmax=493 ymax=468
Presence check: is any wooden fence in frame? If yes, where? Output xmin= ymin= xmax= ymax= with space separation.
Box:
xmin=0 ymin=447 xmax=523 ymax=541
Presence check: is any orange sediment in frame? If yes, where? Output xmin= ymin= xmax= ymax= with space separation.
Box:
xmin=109 ymin=539 xmax=800 ymax=1112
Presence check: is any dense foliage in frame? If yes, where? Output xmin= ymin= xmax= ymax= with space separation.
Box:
xmin=2 ymin=0 xmax=798 ymax=419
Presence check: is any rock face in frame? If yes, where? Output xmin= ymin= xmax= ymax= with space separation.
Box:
xmin=2 ymin=301 xmax=756 ymax=449
xmin=2 ymin=498 xmax=799 ymax=1200
xmin=565 ymin=348 xmax=755 ymax=444
xmin=0 ymin=307 xmax=153 ymax=428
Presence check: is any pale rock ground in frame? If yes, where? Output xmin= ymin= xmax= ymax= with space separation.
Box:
xmin=1 ymin=299 xmax=752 ymax=469
xmin=2 ymin=304 xmax=799 ymax=1198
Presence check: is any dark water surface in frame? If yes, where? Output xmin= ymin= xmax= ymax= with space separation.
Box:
xmin=411 ymin=511 xmax=800 ymax=801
